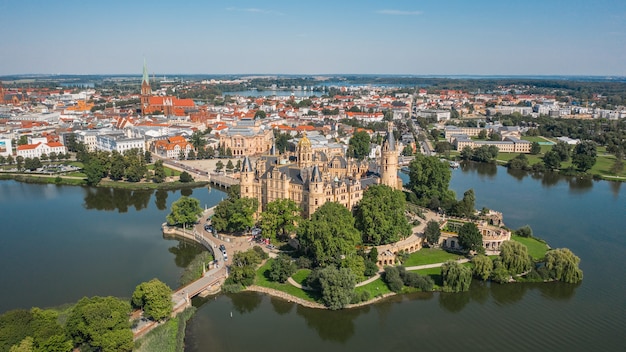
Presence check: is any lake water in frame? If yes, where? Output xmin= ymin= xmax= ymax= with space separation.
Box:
xmin=184 ymin=164 xmax=625 ymax=352
xmin=0 ymin=165 xmax=624 ymax=352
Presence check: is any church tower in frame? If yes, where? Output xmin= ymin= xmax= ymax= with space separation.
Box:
xmin=297 ymin=132 xmax=313 ymax=168
xmin=141 ymin=59 xmax=151 ymax=115
xmin=380 ymin=122 xmax=400 ymax=190
xmin=0 ymin=81 xmax=5 ymax=105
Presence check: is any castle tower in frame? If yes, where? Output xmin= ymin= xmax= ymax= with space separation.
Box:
xmin=0 ymin=81 xmax=4 ymax=105
xmin=308 ymin=165 xmax=323 ymax=217
xmin=380 ymin=122 xmax=400 ymax=190
xmin=297 ymin=132 xmax=312 ymax=168
xmin=240 ymin=156 xmax=255 ymax=199
xmin=141 ymin=59 xmax=151 ymax=115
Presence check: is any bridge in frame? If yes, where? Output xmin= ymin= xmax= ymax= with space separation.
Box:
xmin=208 ymin=173 xmax=239 ymax=189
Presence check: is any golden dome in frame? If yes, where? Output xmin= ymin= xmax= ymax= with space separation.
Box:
xmin=298 ymin=132 xmax=311 ymax=148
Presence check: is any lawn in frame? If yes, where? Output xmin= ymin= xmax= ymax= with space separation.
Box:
xmin=403 ymin=248 xmax=463 ymax=267
xmin=512 ymin=235 xmax=550 ymax=260
xmin=255 ymin=260 xmax=320 ymax=302
xmin=292 ymin=269 xmax=311 ymax=286
xmin=353 ymin=277 xmax=393 ymax=298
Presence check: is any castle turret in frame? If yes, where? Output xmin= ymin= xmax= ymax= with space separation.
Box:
xmin=380 ymin=122 xmax=400 ymax=190
xmin=297 ymin=132 xmax=312 ymax=168
xmin=240 ymin=156 xmax=254 ymax=199
xmin=308 ymin=165 xmax=324 ymax=217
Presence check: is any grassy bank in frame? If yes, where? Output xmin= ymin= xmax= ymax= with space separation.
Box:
xmin=403 ymin=248 xmax=463 ymax=267
xmin=512 ymin=235 xmax=550 ymax=260
xmin=134 ymin=307 xmax=196 ymax=352
xmin=254 ymin=260 xmax=321 ymax=302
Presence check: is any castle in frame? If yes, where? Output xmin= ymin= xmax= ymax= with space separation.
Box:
xmin=240 ymin=123 xmax=401 ymax=218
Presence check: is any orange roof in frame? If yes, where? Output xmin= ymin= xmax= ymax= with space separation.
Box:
xmin=17 ymin=143 xmax=41 ymax=150
xmin=47 ymin=142 xmax=64 ymax=147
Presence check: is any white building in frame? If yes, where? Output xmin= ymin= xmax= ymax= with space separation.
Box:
xmin=96 ymin=133 xmax=145 ymax=154
xmin=0 ymin=139 xmax=12 ymax=157
xmin=16 ymin=142 xmax=67 ymax=159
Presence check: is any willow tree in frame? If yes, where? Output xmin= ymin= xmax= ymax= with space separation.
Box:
xmin=499 ymin=241 xmax=532 ymax=275
xmin=545 ymin=248 xmax=583 ymax=283
xmin=441 ymin=260 xmax=472 ymax=292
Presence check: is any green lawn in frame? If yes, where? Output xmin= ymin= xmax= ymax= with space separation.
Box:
xmin=292 ymin=269 xmax=311 ymax=286
xmin=403 ymin=248 xmax=463 ymax=267
xmin=255 ymin=260 xmax=320 ymax=302
xmin=521 ymin=136 xmax=550 ymax=143
xmin=512 ymin=235 xmax=549 ymax=260
xmin=353 ymin=277 xmax=393 ymax=298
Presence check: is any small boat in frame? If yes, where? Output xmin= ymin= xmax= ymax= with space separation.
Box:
xmin=449 ymin=161 xmax=460 ymax=169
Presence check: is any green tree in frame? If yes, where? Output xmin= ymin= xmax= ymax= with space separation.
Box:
xmin=179 ymin=171 xmax=194 ymax=183
xmin=507 ymin=153 xmax=530 ymax=170
xmin=152 ymin=160 xmax=166 ymax=183
xmin=347 ymin=131 xmax=370 ymax=160
xmin=477 ymin=129 xmax=487 ymax=139
xmin=424 ymin=220 xmax=441 ymax=245
xmin=144 ymin=150 xmax=152 ymax=164
xmin=189 ymin=130 xmax=206 ymax=150
xmin=17 ymin=135 xmax=28 ymax=146
xmin=499 ymin=241 xmax=532 ymax=275
xmin=355 ymin=185 xmax=411 ymax=245
xmin=545 ymin=248 xmax=583 ymax=283
xmin=23 ymin=157 xmax=42 ymax=171
xmin=543 ymin=150 xmax=561 ymax=170
xmin=166 ymin=196 xmax=203 ymax=227
xmin=254 ymin=110 xmax=267 ymax=119
xmin=66 ymin=296 xmax=133 ymax=352
xmin=269 ymin=254 xmax=297 ymax=283
xmin=298 ymin=202 xmax=361 ymax=266
xmin=9 ymin=336 xmax=33 ymax=352
xmin=401 ymin=144 xmax=413 ymax=156
xmin=441 ymin=260 xmax=472 ymax=292
xmin=552 ymin=141 xmax=572 ymax=162
xmin=227 ymin=248 xmax=263 ymax=286
xmin=215 ymin=160 xmax=224 ymax=173
xmin=460 ymin=146 xmax=473 ymax=160
xmin=434 ymin=141 xmax=452 ymax=156
xmin=109 ymin=152 xmax=126 ymax=181
xmin=131 ymin=279 xmax=173 ymax=321
xmin=456 ymin=189 xmax=476 ymax=218
xmin=187 ymin=150 xmax=196 ymax=160
xmin=457 ymin=222 xmax=483 ymax=254
xmin=226 ymin=160 xmax=234 ymax=172
xmin=383 ymin=266 xmax=404 ymax=292
xmin=471 ymin=255 xmax=493 ymax=281
xmin=212 ymin=197 xmax=258 ymax=233
xmin=407 ymin=154 xmax=455 ymax=208
xmin=259 ymin=198 xmax=301 ymax=242
xmin=83 ymin=159 xmax=106 ymax=186
xmin=572 ymin=140 xmax=597 ymax=172
xmin=530 ymin=142 xmax=541 ymax=155
xmin=317 ymin=266 xmax=356 ymax=310
xmin=489 ymin=131 xmax=502 ymax=141
xmin=16 ymin=156 xmax=24 ymax=171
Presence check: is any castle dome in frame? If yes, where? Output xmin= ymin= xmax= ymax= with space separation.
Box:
xmin=298 ymin=132 xmax=311 ymax=149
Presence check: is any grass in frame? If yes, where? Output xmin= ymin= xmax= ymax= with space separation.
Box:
xmin=134 ymin=306 xmax=196 ymax=352
xmin=353 ymin=277 xmax=393 ymax=298
xmin=292 ymin=269 xmax=311 ymax=286
xmin=512 ymin=235 xmax=550 ymax=260
xmin=254 ymin=260 xmax=321 ymax=302
xmin=412 ymin=267 xmax=444 ymax=288
xmin=402 ymin=248 xmax=463 ymax=267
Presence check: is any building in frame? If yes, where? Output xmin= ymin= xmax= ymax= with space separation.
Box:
xmin=153 ymin=135 xmax=194 ymax=159
xmin=0 ymin=138 xmax=12 ymax=156
xmin=218 ymin=119 xmax=273 ymax=156
xmin=140 ymin=60 xmax=195 ymax=117
xmin=16 ymin=141 xmax=66 ymax=159
xmin=96 ymin=133 xmax=145 ymax=154
xmin=240 ymin=123 xmax=401 ymax=218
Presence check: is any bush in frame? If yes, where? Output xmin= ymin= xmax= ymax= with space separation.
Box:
xmin=350 ymin=290 xmax=371 ymax=304
xmin=252 ymin=245 xmax=269 ymax=260
xmin=295 ymin=256 xmax=312 ymax=269
xmin=222 ymin=283 xmax=244 ymax=293
xmin=383 ymin=266 xmax=404 ymax=292
xmin=269 ymin=254 xmax=296 ymax=283
xmin=364 ymin=260 xmax=379 ymax=277
xmin=514 ymin=225 xmax=533 ymax=238
xmin=403 ymin=272 xmax=434 ymax=291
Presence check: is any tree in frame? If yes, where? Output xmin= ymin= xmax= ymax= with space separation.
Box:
xmin=179 ymin=171 xmax=194 ymax=183
xmin=226 ymin=248 xmax=263 ymax=286
xmin=226 ymin=160 xmax=234 ymax=172
xmin=259 ymin=198 xmax=301 ymax=242
xmin=187 ymin=150 xmax=196 ymax=160
xmin=18 ymin=135 xmax=28 ymax=146
xmin=552 ymin=141 xmax=572 ymax=162
xmin=530 ymin=142 xmax=541 ymax=155
xmin=215 ymin=160 xmax=224 ymax=173
xmin=441 ymin=260 xmax=472 ymax=292
xmin=456 ymin=189 xmax=476 ymax=218
xmin=471 ymin=255 xmax=493 ymax=281
xmin=83 ymin=159 xmax=106 ymax=186
xmin=489 ymin=131 xmax=502 ymax=141
xmin=507 ymin=153 xmax=530 ymax=170
xmin=545 ymin=248 xmax=583 ymax=283
xmin=477 ymin=129 xmax=487 ymax=139
xmin=23 ymin=157 xmax=42 ymax=171
xmin=131 ymin=279 xmax=173 ymax=321
xmin=269 ymin=254 xmax=297 ymax=283
xmin=347 ymin=131 xmax=370 ymax=160
xmin=407 ymin=154 xmax=455 ymax=208
xmin=572 ymin=141 xmax=597 ymax=172
xmin=298 ymin=202 xmax=361 ymax=266
xmin=460 ymin=146 xmax=473 ymax=160
xmin=424 ymin=220 xmax=441 ymax=245
xmin=383 ymin=266 xmax=404 ymax=292
xmin=212 ymin=197 xmax=258 ymax=233
xmin=66 ymin=296 xmax=133 ymax=352
xmin=189 ymin=130 xmax=206 ymax=150
xmin=499 ymin=241 xmax=532 ymax=275
xmin=166 ymin=196 xmax=203 ymax=227
xmin=355 ymin=185 xmax=411 ymax=245
xmin=16 ymin=156 xmax=24 ymax=170
xmin=434 ymin=141 xmax=452 ymax=156
xmin=254 ymin=110 xmax=267 ymax=119
xmin=543 ymin=150 xmax=561 ymax=170
xmin=514 ymin=225 xmax=533 ymax=238
xmin=317 ymin=266 xmax=356 ymax=310
xmin=144 ymin=151 xmax=152 ymax=164
xmin=457 ymin=222 xmax=483 ymax=254
xmin=152 ymin=160 xmax=166 ymax=183
xmin=109 ymin=152 xmax=126 ymax=181
xmin=402 ymin=144 xmax=413 ymax=156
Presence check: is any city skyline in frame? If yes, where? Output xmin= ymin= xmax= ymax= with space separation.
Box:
xmin=1 ymin=0 xmax=625 ymax=76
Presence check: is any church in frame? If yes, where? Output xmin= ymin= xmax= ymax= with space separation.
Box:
xmin=140 ymin=60 xmax=195 ymax=117
xmin=240 ymin=123 xmax=402 ymax=218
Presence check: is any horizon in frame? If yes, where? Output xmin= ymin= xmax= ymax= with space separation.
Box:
xmin=1 ymin=0 xmax=625 ymax=76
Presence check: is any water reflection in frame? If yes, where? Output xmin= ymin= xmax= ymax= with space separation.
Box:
xmin=566 ymin=175 xmax=593 ymax=193
xmin=181 ymin=188 xmax=194 ymax=197
xmin=270 ymin=296 xmax=295 ymax=315
xmin=295 ymin=305 xmax=366 ymax=343
xmin=228 ymin=291 xmax=263 ymax=314
xmin=83 ymin=187 xmax=153 ymax=212
xmin=609 ymin=181 xmax=622 ymax=198
xmin=460 ymin=161 xmax=497 ymax=178
xmin=167 ymin=239 xmax=204 ymax=268
xmin=155 ymin=189 xmax=168 ymax=210
xmin=506 ymin=168 xmax=528 ymax=181
xmin=439 ymin=291 xmax=471 ymax=312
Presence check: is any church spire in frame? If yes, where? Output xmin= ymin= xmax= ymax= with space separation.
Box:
xmin=142 ymin=58 xmax=149 ymax=85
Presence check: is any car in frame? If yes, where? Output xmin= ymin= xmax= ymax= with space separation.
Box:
xmin=266 ymin=244 xmax=276 ymax=250
xmin=219 ymin=244 xmax=226 ymax=251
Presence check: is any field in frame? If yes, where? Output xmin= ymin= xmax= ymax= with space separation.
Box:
xmin=403 ymin=248 xmax=463 ymax=267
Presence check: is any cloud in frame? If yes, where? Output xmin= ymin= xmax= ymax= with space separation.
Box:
xmin=376 ymin=9 xmax=423 ymax=16
xmin=226 ymin=7 xmax=284 ymax=15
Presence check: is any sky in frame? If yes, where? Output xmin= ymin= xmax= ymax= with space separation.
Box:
xmin=1 ymin=0 xmax=626 ymax=76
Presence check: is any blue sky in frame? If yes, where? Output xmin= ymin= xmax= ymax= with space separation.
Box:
xmin=1 ymin=0 xmax=625 ymax=75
